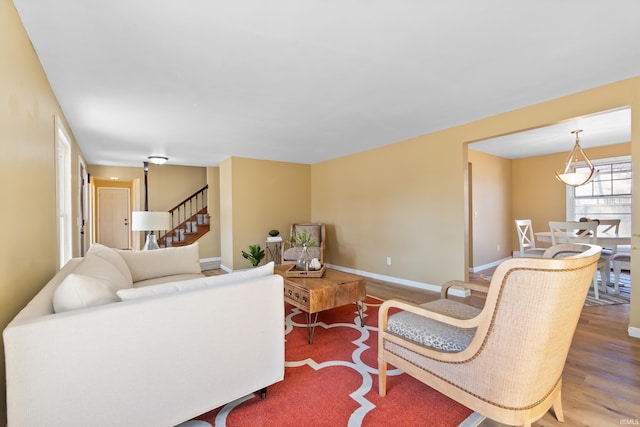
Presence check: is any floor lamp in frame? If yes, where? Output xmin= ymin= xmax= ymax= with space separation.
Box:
xmin=131 ymin=211 xmax=171 ymax=250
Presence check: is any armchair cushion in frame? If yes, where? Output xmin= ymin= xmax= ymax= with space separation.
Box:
xmin=295 ymin=224 xmax=321 ymax=246
xmin=387 ymin=299 xmax=480 ymax=352
xmin=283 ymin=246 xmax=321 ymax=262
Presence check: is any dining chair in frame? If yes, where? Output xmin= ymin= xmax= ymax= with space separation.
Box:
xmin=549 ymin=221 xmax=608 ymax=299
xmin=514 ymin=219 xmax=546 ymax=258
xmin=612 ymin=251 xmax=630 ymax=293
xmin=596 ymin=218 xmax=621 ymax=234
xmin=378 ymin=243 xmax=601 ymax=427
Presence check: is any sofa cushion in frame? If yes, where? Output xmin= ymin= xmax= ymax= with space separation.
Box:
xmin=117 ymin=242 xmax=201 ymax=283
xmin=73 ymin=253 xmax=132 ymax=293
xmin=52 ymin=253 xmax=133 ymax=312
xmin=87 ymin=243 xmax=133 ymax=285
xmin=133 ymin=273 xmax=204 ymax=288
xmin=53 ymin=273 xmax=120 ymax=313
xmin=117 ymin=262 xmax=275 ymax=301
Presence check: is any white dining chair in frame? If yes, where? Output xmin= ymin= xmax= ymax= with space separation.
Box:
xmin=549 ymin=221 xmax=608 ymax=299
xmin=514 ymin=219 xmax=546 ymax=258
xmin=612 ymin=251 xmax=630 ymax=293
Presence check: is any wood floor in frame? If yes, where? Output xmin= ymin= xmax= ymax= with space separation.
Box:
xmin=365 ymin=273 xmax=640 ymax=427
xmin=206 ymin=267 xmax=639 ymax=425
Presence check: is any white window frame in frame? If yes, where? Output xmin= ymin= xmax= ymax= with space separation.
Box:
xmin=567 ymin=155 xmax=632 ymax=236
xmin=55 ymin=116 xmax=73 ymax=268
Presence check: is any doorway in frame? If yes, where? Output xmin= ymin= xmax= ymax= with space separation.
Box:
xmin=97 ymin=187 xmax=130 ymax=249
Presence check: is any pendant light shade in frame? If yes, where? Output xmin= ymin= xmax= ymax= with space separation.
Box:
xmin=555 ymin=130 xmax=597 ymax=187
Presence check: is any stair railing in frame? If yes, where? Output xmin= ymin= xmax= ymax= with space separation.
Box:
xmin=162 ymin=185 xmax=208 ymax=245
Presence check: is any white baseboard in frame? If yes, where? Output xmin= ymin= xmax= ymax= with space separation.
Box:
xmin=200 ymin=257 xmax=221 ymax=271
xmin=214 ymin=261 xmax=473 ymax=298
xmin=326 ymin=264 xmax=470 ymax=298
xmin=469 ymin=256 xmax=512 ymax=273
xmin=628 ymin=326 xmax=640 ymax=339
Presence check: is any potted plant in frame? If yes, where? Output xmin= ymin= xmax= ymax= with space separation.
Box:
xmin=241 ymin=244 xmax=265 ymax=267
xmin=268 ymin=229 xmax=280 ymax=237
xmin=292 ymin=228 xmax=316 ymax=247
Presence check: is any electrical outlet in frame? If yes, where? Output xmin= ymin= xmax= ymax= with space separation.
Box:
xmin=386 ymin=257 xmax=392 ymax=265
xmin=497 ymin=244 xmax=501 ymax=252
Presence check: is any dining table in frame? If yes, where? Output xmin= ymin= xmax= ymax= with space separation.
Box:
xmin=535 ymin=231 xmax=631 ymax=246
xmin=535 ymin=230 xmax=631 ymax=286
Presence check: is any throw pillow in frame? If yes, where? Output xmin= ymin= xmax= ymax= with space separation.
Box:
xmin=73 ymin=253 xmax=132 ymax=293
xmin=117 ymin=242 xmax=201 ymax=282
xmin=53 ymin=273 xmax=119 ymax=313
xmin=87 ymin=243 xmax=134 ymax=285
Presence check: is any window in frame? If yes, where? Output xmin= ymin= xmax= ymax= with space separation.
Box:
xmin=55 ymin=116 xmax=73 ymax=268
xmin=568 ymin=156 xmax=632 ymax=236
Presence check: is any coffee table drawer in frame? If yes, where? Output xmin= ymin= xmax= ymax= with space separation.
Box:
xmin=284 ymin=282 xmax=310 ymax=310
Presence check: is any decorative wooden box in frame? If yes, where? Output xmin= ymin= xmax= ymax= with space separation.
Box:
xmin=284 ymin=264 xmax=326 ymax=278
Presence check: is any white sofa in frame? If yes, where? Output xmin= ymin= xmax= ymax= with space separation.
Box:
xmin=3 ymin=242 xmax=285 ymax=427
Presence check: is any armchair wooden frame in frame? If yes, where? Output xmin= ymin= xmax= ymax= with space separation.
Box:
xmin=378 ymin=244 xmax=601 ymax=427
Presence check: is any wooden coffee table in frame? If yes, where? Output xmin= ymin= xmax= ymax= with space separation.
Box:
xmin=275 ymin=265 xmax=367 ymax=344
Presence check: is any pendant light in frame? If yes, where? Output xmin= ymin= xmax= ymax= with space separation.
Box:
xmin=555 ymin=130 xmax=597 ymax=187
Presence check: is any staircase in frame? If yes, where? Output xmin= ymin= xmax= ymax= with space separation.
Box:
xmin=160 ymin=185 xmax=210 ymax=248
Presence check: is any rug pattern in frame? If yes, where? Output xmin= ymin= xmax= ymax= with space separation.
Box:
xmin=188 ymin=296 xmax=482 ymax=427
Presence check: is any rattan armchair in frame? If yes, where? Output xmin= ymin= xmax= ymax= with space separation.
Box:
xmin=281 ymin=223 xmax=326 ymax=265
xmin=378 ymin=243 xmax=601 ymax=427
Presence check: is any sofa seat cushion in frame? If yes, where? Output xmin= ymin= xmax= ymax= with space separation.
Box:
xmin=387 ymin=299 xmax=480 ymax=352
xmin=53 ymin=254 xmax=132 ymax=313
xmin=117 ymin=262 xmax=275 ymax=301
xmin=117 ymin=242 xmax=201 ymax=282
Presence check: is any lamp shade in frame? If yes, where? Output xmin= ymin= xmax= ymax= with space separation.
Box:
xmin=131 ymin=211 xmax=171 ymax=231
xmin=555 ymin=130 xmax=597 ymax=187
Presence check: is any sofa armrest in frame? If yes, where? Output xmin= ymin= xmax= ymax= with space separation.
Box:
xmin=4 ymin=274 xmax=285 ymax=427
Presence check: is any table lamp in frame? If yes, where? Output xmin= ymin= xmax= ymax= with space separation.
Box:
xmin=131 ymin=211 xmax=171 ymax=250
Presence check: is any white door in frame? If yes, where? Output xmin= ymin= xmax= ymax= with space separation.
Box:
xmin=98 ymin=187 xmax=130 ymax=249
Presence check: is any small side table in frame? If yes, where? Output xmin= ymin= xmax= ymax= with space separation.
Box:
xmin=265 ymin=237 xmax=282 ymax=265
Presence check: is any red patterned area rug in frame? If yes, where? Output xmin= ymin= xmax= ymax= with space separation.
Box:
xmin=186 ymin=296 xmax=484 ymax=427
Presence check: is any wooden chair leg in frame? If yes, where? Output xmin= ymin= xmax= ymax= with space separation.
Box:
xmin=378 ymin=359 xmax=387 ymax=396
xmin=552 ymin=390 xmax=564 ymax=422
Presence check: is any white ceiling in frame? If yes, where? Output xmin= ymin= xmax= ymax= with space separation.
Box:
xmin=470 ymin=107 xmax=632 ymax=159
xmin=12 ymin=1 xmax=640 ymax=167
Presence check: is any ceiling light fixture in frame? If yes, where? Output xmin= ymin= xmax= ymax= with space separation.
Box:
xmin=555 ymin=130 xmax=597 ymax=187
xmin=148 ymin=156 xmax=168 ymax=165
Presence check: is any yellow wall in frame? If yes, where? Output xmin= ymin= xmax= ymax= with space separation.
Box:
xmin=220 ymin=157 xmax=310 ymax=270
xmin=468 ymin=150 xmax=512 ymax=267
xmin=312 ymin=134 xmax=468 ymax=286
xmin=0 ymin=0 xmax=83 ymax=422
xmin=146 ymin=164 xmax=207 ymax=212
xmin=200 ymin=167 xmax=221 ymax=259
xmin=512 ymin=142 xmax=631 ymax=252
xmin=312 ymin=76 xmax=640 ymax=331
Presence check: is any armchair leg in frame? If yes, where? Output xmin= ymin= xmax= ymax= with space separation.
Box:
xmin=552 ymin=390 xmax=564 ymax=422
xmin=378 ymin=359 xmax=387 ymax=396
xmin=260 ymin=387 xmax=267 ymax=399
